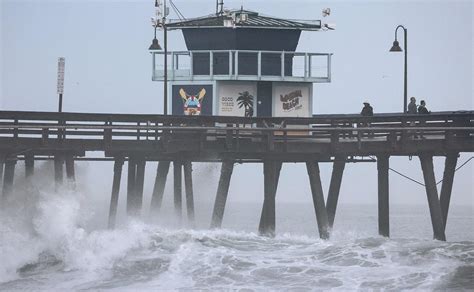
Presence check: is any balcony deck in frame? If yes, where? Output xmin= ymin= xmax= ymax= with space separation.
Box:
xmin=151 ymin=50 xmax=332 ymax=83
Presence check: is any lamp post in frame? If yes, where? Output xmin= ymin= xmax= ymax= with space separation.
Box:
xmin=389 ymin=25 xmax=407 ymax=113
xmin=149 ymin=0 xmax=168 ymax=115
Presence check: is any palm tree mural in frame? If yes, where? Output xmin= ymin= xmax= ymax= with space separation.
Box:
xmin=236 ymin=91 xmax=254 ymax=118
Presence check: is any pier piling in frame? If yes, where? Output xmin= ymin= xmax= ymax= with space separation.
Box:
xmin=377 ymin=155 xmax=390 ymax=237
xmin=2 ymin=157 xmax=17 ymax=201
xmin=54 ymin=154 xmax=64 ymax=188
xmin=306 ymin=161 xmax=330 ymax=239
xmin=65 ymin=154 xmax=75 ymax=182
xmin=326 ymin=156 xmax=346 ymax=228
xmin=108 ymin=157 xmax=124 ymax=228
xmin=174 ymin=161 xmax=183 ymax=221
xmin=183 ymin=161 xmax=195 ymax=224
xmin=126 ymin=157 xmax=137 ymax=216
xmin=150 ymin=161 xmax=171 ymax=213
xmin=25 ymin=154 xmax=34 ymax=178
xmin=134 ymin=158 xmax=146 ymax=216
xmin=259 ymin=161 xmax=282 ymax=236
xmin=211 ymin=160 xmax=234 ymax=228
xmin=440 ymin=153 xmax=458 ymax=230
xmin=419 ymin=155 xmax=447 ymax=241
xmin=0 ymin=155 xmax=4 ymax=191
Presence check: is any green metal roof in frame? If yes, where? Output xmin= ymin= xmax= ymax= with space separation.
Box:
xmin=167 ymin=9 xmax=322 ymax=31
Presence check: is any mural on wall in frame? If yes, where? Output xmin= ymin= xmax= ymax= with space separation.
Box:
xmin=172 ymin=85 xmax=213 ymax=116
xmin=218 ymin=82 xmax=257 ymax=117
xmin=236 ymin=91 xmax=254 ymax=117
xmin=274 ymin=84 xmax=311 ymax=117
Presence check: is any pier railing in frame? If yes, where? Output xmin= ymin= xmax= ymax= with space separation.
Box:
xmin=151 ymin=50 xmax=332 ymax=82
xmin=0 ymin=111 xmax=472 ymax=147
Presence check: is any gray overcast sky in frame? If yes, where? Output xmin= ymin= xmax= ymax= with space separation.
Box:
xmin=0 ymin=0 xmax=473 ymax=209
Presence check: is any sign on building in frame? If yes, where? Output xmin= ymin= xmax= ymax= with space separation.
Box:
xmin=217 ymin=82 xmax=257 ymax=117
xmin=57 ymin=57 xmax=65 ymax=94
xmin=274 ymin=83 xmax=312 ymax=117
xmin=172 ymin=84 xmax=213 ymax=116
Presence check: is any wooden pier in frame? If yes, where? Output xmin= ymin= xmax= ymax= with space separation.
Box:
xmin=0 ymin=110 xmax=472 ymax=241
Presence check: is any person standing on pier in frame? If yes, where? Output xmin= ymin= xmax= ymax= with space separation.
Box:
xmin=360 ymin=102 xmax=374 ymax=137
xmin=407 ymin=97 xmax=418 ymax=138
xmin=418 ymin=100 xmax=430 ymax=114
xmin=407 ymin=97 xmax=417 ymax=114
xmin=417 ymin=100 xmax=430 ymax=139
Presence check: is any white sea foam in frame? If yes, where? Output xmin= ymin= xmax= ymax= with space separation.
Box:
xmin=0 ymin=181 xmax=472 ymax=290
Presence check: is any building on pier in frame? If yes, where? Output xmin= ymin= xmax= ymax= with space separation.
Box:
xmin=151 ymin=8 xmax=332 ymax=118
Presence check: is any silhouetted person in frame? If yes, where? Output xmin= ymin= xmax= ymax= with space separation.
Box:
xmin=418 ymin=100 xmax=430 ymax=114
xmin=360 ymin=102 xmax=373 ymax=137
xmin=407 ymin=96 xmax=417 ymax=137
xmin=361 ymin=102 xmax=373 ymax=116
xmin=417 ymin=100 xmax=430 ymax=138
xmin=407 ymin=96 xmax=417 ymax=114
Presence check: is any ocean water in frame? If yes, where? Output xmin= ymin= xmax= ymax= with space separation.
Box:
xmin=0 ymin=178 xmax=473 ymax=290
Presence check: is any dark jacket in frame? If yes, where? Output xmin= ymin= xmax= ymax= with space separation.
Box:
xmin=418 ymin=105 xmax=429 ymax=114
xmin=361 ymin=105 xmax=374 ymax=116
xmin=407 ymin=101 xmax=417 ymax=114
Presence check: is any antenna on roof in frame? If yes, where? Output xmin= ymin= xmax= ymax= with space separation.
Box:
xmin=216 ymin=0 xmax=224 ymax=16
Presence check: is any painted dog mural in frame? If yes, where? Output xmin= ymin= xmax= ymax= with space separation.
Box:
xmin=179 ymin=88 xmax=207 ymax=116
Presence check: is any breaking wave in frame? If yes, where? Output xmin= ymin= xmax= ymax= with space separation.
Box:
xmin=1 ymin=189 xmax=472 ymax=290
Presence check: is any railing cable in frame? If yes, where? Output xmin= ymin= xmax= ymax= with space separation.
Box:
xmin=371 ymin=156 xmax=474 ymax=187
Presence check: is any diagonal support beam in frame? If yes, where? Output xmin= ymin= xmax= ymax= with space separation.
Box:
xmin=419 ymin=155 xmax=446 ymax=241
xmin=211 ymin=160 xmax=234 ymax=228
xmin=306 ymin=161 xmax=330 ymax=239
xmin=326 ymin=156 xmax=346 ymax=228
xmin=440 ymin=153 xmax=458 ymax=231
xmin=150 ymin=161 xmax=171 ymax=213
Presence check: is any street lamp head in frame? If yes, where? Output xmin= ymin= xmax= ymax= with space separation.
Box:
xmin=390 ymin=40 xmax=402 ymax=52
xmin=149 ymin=38 xmax=162 ymax=51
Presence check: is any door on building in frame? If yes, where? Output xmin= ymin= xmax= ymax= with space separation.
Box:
xmin=257 ymin=82 xmax=272 ymax=117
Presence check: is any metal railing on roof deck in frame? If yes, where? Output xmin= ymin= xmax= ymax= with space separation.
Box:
xmin=151 ymin=50 xmax=332 ymax=83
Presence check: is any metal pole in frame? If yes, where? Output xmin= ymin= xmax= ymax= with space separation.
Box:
xmin=58 ymin=93 xmax=63 ymax=113
xmin=403 ymin=28 xmax=407 ymax=114
xmin=163 ymin=21 xmax=168 ymax=115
